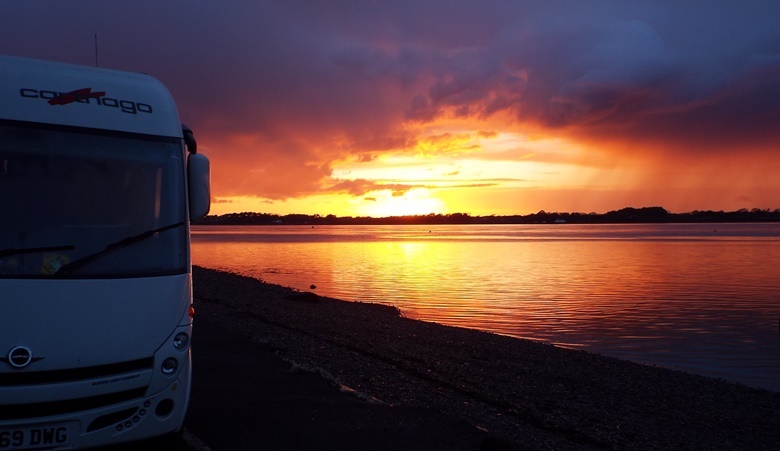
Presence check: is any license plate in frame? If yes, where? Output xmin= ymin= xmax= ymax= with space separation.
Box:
xmin=0 ymin=423 xmax=72 ymax=450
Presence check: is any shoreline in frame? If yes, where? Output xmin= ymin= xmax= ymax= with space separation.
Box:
xmin=192 ymin=266 xmax=780 ymax=449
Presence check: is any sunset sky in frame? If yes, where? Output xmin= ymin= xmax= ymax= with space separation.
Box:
xmin=3 ymin=1 xmax=780 ymax=217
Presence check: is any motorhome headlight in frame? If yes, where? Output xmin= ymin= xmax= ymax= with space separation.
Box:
xmin=173 ymin=332 xmax=189 ymax=350
xmin=161 ymin=358 xmax=178 ymax=375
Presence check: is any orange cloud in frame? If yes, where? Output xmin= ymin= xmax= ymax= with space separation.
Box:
xmin=323 ymin=178 xmax=416 ymax=197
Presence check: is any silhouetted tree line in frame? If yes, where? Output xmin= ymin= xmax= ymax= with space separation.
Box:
xmin=194 ymin=207 xmax=780 ymax=226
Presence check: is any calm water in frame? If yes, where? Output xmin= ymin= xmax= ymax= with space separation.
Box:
xmin=191 ymin=223 xmax=780 ymax=391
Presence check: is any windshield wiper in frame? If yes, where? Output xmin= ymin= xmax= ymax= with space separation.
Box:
xmin=0 ymin=244 xmax=75 ymax=259
xmin=53 ymin=222 xmax=185 ymax=277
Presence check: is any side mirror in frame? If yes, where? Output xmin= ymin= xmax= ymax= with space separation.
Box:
xmin=188 ymin=153 xmax=210 ymax=221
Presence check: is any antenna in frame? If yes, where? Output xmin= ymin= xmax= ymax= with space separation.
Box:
xmin=94 ymin=33 xmax=99 ymax=67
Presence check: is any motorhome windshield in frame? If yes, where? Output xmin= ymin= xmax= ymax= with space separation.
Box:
xmin=0 ymin=123 xmax=187 ymax=278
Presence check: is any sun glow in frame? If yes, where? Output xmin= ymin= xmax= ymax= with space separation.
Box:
xmin=207 ymin=125 xmax=780 ymax=219
xmin=355 ymin=188 xmax=446 ymax=217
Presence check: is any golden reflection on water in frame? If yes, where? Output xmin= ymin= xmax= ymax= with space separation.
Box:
xmin=192 ymin=224 xmax=780 ymax=391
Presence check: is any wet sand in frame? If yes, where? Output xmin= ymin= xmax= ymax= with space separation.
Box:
xmin=190 ymin=266 xmax=780 ymax=450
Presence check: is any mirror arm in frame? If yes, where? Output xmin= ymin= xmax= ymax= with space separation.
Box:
xmin=182 ymin=124 xmax=197 ymax=154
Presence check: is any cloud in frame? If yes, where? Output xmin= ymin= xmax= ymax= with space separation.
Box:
xmin=323 ymin=177 xmax=501 ymax=198
xmin=3 ymin=0 xmax=780 ymax=207
xmin=389 ymin=5 xmax=780 ymax=153
xmin=324 ymin=178 xmax=417 ymax=197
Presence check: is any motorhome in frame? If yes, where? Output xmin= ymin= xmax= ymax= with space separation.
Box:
xmin=0 ymin=55 xmax=210 ymax=449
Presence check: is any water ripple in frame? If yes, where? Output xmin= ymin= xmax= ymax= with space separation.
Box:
xmin=193 ymin=223 xmax=780 ymax=391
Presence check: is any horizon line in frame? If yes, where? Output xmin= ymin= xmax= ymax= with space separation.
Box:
xmin=204 ymin=206 xmax=780 ymax=219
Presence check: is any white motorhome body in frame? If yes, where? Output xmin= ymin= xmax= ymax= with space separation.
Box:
xmin=0 ymin=55 xmax=210 ymax=449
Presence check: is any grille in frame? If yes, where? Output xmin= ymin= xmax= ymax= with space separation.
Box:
xmin=0 ymin=388 xmax=147 ymax=420
xmin=0 ymin=358 xmax=153 ymax=386
xmin=0 ymin=358 xmax=154 ymax=420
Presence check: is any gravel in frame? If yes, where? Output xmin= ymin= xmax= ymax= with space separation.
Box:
xmin=192 ymin=266 xmax=780 ymax=450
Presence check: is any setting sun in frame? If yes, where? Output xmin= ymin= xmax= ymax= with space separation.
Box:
xmin=353 ymin=188 xmax=445 ymax=217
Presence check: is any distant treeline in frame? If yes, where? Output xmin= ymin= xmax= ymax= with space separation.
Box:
xmin=195 ymin=206 xmax=780 ymax=226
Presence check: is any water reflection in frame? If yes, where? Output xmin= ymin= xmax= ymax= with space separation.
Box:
xmin=192 ymin=224 xmax=780 ymax=391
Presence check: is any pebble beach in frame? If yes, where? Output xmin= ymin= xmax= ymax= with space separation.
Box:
xmin=192 ymin=266 xmax=780 ymax=450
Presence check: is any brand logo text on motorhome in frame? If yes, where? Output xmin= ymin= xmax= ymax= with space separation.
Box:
xmin=20 ymin=87 xmax=154 ymax=114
